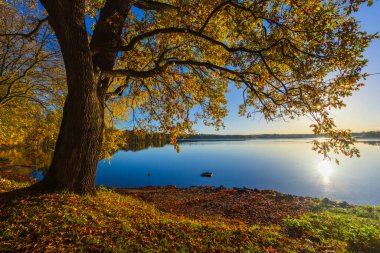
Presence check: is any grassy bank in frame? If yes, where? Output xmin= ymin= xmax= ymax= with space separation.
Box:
xmin=1 ymin=179 xmax=380 ymax=252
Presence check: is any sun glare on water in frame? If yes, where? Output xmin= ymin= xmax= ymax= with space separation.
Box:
xmin=318 ymin=160 xmax=333 ymax=183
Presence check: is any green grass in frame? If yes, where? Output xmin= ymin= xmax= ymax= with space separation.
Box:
xmin=285 ymin=206 xmax=380 ymax=253
xmin=1 ymin=179 xmax=379 ymax=252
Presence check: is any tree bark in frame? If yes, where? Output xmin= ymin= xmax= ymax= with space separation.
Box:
xmin=35 ymin=0 xmax=104 ymax=194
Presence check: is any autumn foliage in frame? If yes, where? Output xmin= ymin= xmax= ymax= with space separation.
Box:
xmin=0 ymin=0 xmax=378 ymax=193
xmin=2 ymin=0 xmax=377 ymax=154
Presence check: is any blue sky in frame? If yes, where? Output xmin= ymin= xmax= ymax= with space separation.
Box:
xmin=195 ymin=3 xmax=380 ymax=134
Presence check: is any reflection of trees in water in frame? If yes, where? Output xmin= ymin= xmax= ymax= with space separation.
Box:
xmin=0 ymin=145 xmax=53 ymax=180
xmin=0 ymin=131 xmax=167 ymax=176
xmin=356 ymin=132 xmax=380 ymax=138
xmin=360 ymin=141 xmax=380 ymax=146
xmin=0 ymin=145 xmax=53 ymax=172
xmin=121 ymin=132 xmax=167 ymax=152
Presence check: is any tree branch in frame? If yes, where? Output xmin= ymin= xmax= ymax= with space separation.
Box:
xmin=133 ymin=0 xmax=178 ymax=11
xmin=94 ymin=27 xmax=284 ymax=56
xmin=199 ymin=0 xmax=231 ymax=33
xmin=90 ymin=0 xmax=133 ymax=95
xmin=105 ymin=77 xmax=130 ymax=100
xmin=0 ymin=17 xmax=49 ymax=38
xmin=101 ymin=59 xmax=239 ymax=78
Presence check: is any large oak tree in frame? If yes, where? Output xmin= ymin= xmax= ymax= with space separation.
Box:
xmin=1 ymin=0 xmax=376 ymax=194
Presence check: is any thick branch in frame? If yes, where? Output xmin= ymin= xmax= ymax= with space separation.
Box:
xmin=90 ymin=0 xmax=132 ymax=95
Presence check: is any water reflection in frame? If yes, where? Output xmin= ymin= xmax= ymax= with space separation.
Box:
xmin=97 ymin=139 xmax=380 ymax=205
xmin=0 ymin=146 xmax=53 ymax=172
xmin=359 ymin=140 xmax=380 ymax=146
xmin=0 ymin=146 xmax=52 ymax=181
xmin=0 ymin=135 xmax=167 ymax=179
xmin=2 ymin=138 xmax=380 ymax=205
xmin=317 ymin=160 xmax=333 ymax=184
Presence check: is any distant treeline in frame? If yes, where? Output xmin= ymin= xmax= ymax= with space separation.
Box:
xmin=117 ymin=130 xmax=380 ymax=150
xmin=353 ymin=131 xmax=380 ymax=138
xmin=179 ymin=131 xmax=380 ymax=142
xmin=178 ymin=134 xmax=316 ymax=142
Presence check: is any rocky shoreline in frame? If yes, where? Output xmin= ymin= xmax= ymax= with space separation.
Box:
xmin=116 ymin=185 xmax=340 ymax=225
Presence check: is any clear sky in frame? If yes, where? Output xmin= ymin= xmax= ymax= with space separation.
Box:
xmin=196 ymin=3 xmax=380 ymax=135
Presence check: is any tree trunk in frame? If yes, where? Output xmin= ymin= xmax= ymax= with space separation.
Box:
xmin=36 ymin=0 xmax=105 ymax=195
xmin=39 ymin=92 xmax=104 ymax=195
xmin=34 ymin=0 xmax=132 ymax=194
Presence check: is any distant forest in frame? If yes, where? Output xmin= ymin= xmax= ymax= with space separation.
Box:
xmin=354 ymin=131 xmax=380 ymax=138
xmin=177 ymin=131 xmax=380 ymax=142
xmin=121 ymin=131 xmax=380 ymax=145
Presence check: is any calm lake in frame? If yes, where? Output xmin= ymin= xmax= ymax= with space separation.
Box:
xmin=96 ymin=139 xmax=380 ymax=205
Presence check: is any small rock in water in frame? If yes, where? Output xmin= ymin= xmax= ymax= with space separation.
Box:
xmin=201 ymin=172 xmax=213 ymax=177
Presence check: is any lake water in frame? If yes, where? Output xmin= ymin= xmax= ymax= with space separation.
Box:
xmin=96 ymin=139 xmax=380 ymax=205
